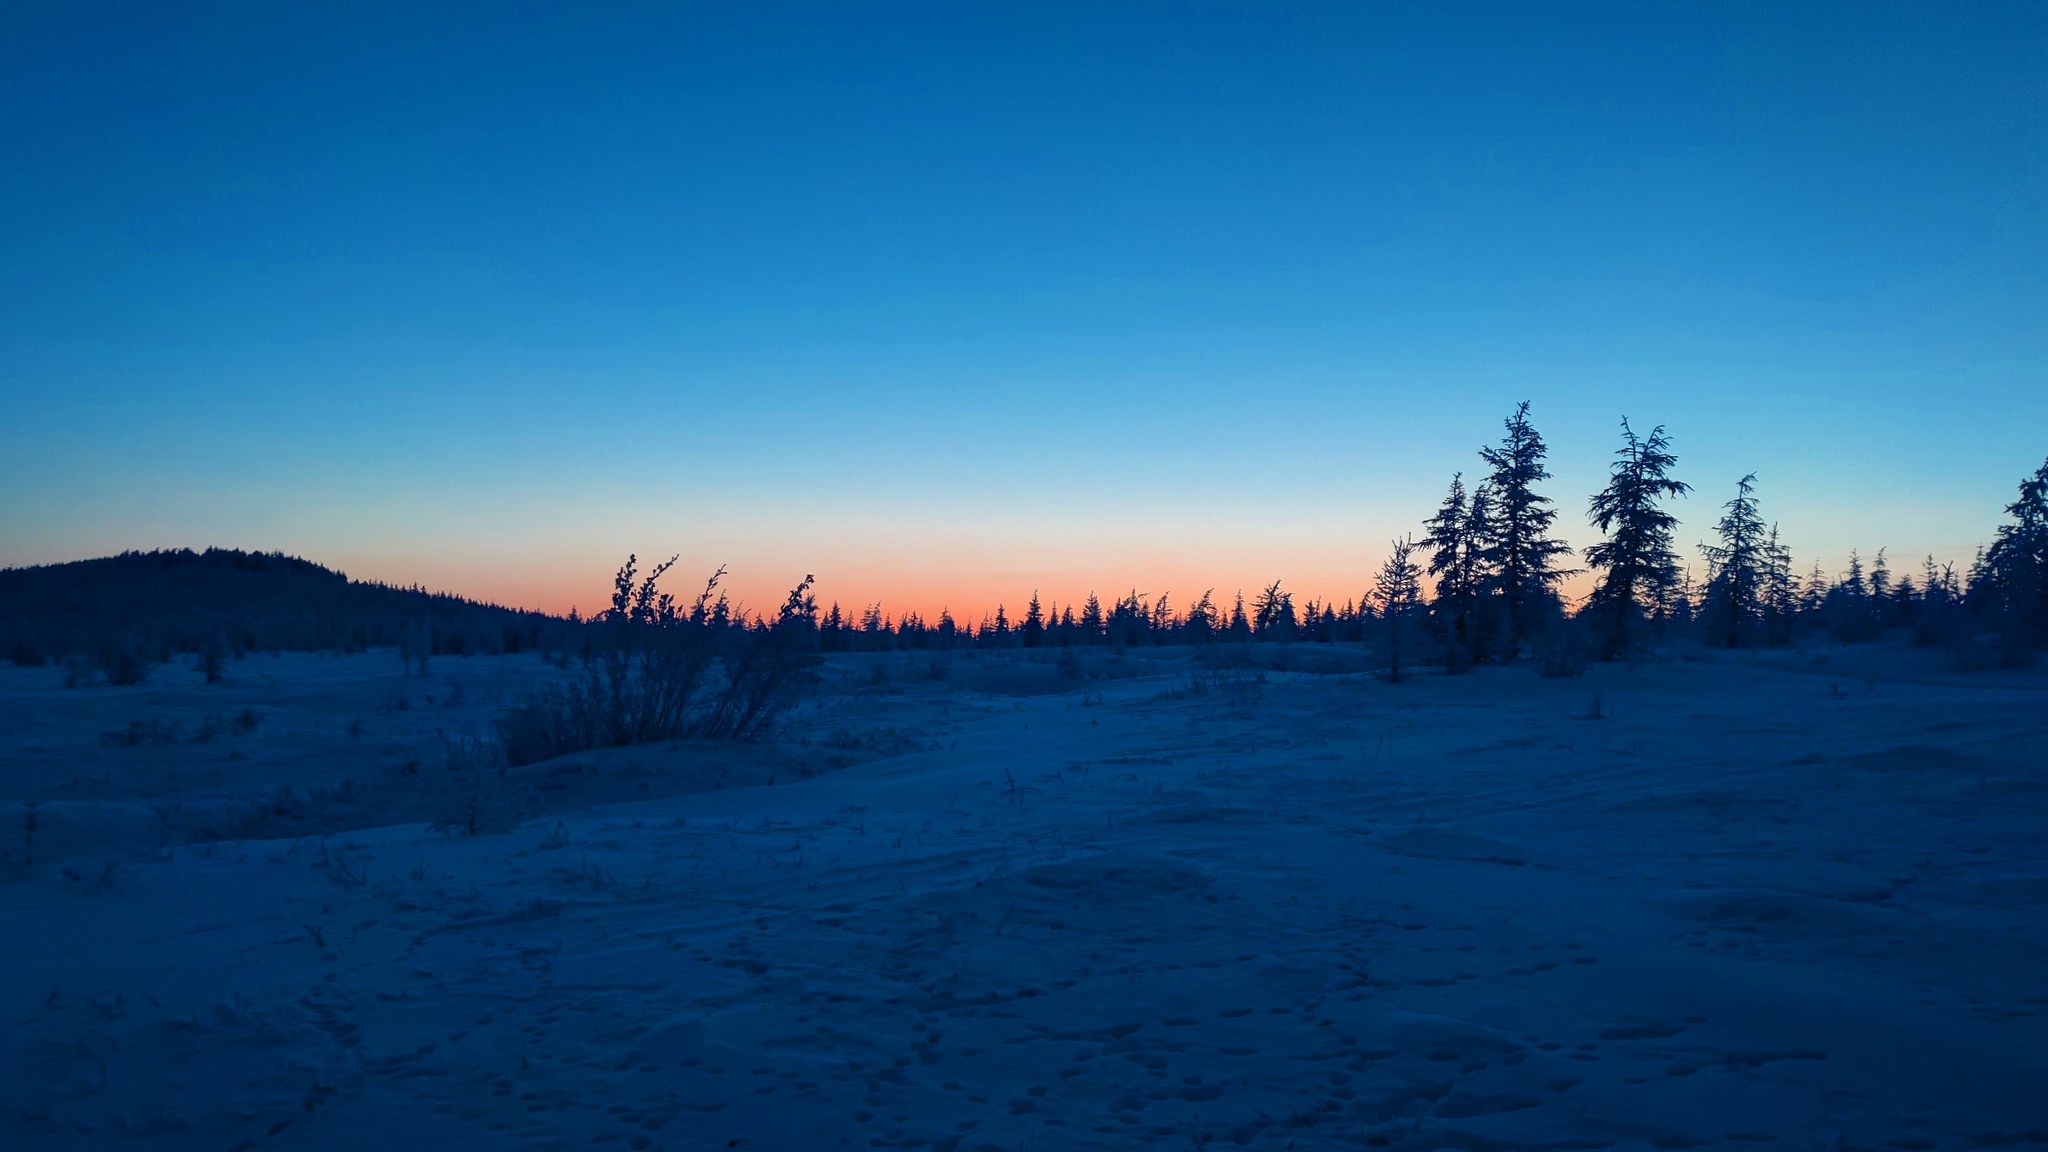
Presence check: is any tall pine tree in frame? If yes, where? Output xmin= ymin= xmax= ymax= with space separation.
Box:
xmin=1582 ymin=419 xmax=1689 ymax=658
xmin=1477 ymin=402 xmax=1575 ymax=653
xmin=1423 ymin=474 xmax=1478 ymax=663
xmin=1698 ymin=473 xmax=1768 ymax=647
xmin=1977 ymin=456 xmax=2048 ymax=648
xmin=1021 ymin=591 xmax=1046 ymax=648
xmin=1372 ymin=537 xmax=1424 ymax=682
xmin=1762 ymin=525 xmax=1796 ymax=645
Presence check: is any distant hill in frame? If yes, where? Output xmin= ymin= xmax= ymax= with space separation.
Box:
xmin=1 ymin=548 xmax=565 ymax=670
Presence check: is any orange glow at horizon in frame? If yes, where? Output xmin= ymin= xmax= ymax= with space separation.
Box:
xmin=333 ymin=546 xmax=1606 ymax=626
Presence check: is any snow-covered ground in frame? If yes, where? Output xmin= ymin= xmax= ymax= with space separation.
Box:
xmin=3 ymin=645 xmax=2045 ymax=1151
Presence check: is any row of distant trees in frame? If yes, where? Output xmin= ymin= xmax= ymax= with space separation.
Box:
xmin=8 ymin=416 xmax=2044 ymax=681
xmin=1419 ymin=403 xmax=2045 ymax=666
xmin=717 ymin=404 xmax=2046 ymax=666
xmin=0 ymin=548 xmax=567 ymax=680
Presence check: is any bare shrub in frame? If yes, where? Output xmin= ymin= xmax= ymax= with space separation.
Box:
xmin=497 ymin=556 xmax=819 ymax=767
xmin=200 ymin=634 xmax=226 ymax=684
xmin=436 ymin=733 xmax=515 ymax=836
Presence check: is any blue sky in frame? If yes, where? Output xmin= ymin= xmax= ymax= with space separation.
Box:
xmin=4 ymin=2 xmax=2044 ymax=616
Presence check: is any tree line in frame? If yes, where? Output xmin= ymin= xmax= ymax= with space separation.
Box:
xmin=8 ymin=411 xmax=2045 ymax=682
xmin=0 ymin=548 xmax=567 ymax=682
xmin=754 ymin=403 xmax=2048 ymax=668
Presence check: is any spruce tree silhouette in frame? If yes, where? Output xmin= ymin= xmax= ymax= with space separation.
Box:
xmin=1080 ymin=593 xmax=1104 ymax=646
xmin=1699 ymin=474 xmax=1769 ymax=647
xmin=1583 ymin=419 xmax=1689 ymax=659
xmin=1476 ymin=402 xmax=1576 ymax=655
xmin=1423 ymin=473 xmax=1479 ymax=664
xmin=1762 ymin=525 xmax=1797 ymax=645
xmin=1184 ymin=589 xmax=1217 ymax=645
xmin=1978 ymin=456 xmax=2048 ymax=648
xmin=1372 ymin=537 xmax=1424 ymax=682
xmin=1021 ymin=591 xmax=1046 ymax=648
xmin=1252 ymin=581 xmax=1296 ymax=641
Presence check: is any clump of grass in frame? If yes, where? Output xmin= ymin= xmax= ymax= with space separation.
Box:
xmin=101 ymin=718 xmax=179 ymax=747
xmin=817 ymin=725 xmax=926 ymax=757
xmin=315 ymin=839 xmax=367 ymax=888
xmin=436 ymin=732 xmax=514 ymax=836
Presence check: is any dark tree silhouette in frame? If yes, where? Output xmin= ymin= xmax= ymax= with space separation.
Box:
xmin=1476 ymin=402 xmax=1576 ymax=653
xmin=1762 ymin=525 xmax=1797 ymax=645
xmin=1976 ymin=456 xmax=2048 ymax=648
xmin=1226 ymin=592 xmax=1252 ymax=643
xmin=1582 ymin=419 xmax=1689 ymax=658
xmin=1184 ymin=589 xmax=1217 ymax=644
xmin=1825 ymin=550 xmax=1877 ymax=642
xmin=0 ymin=548 xmax=564 ymax=678
xmin=1079 ymin=593 xmax=1105 ymax=645
xmin=1698 ymin=474 xmax=1769 ymax=647
xmin=1422 ymin=474 xmax=1476 ymax=661
xmin=1021 ymin=591 xmax=1046 ymax=648
xmin=1372 ymin=536 xmax=1424 ymax=682
xmin=1252 ymin=580 xmax=1297 ymax=641
xmin=1801 ymin=560 xmax=1831 ymax=617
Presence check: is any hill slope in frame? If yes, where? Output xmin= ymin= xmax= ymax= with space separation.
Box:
xmin=1 ymin=548 xmax=561 ymax=668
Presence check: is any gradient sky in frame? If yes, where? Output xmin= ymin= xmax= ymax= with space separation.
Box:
xmin=5 ymin=3 xmax=2045 ymax=620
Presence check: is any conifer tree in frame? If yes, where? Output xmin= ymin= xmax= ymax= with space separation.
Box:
xmin=1150 ymin=592 xmax=1175 ymax=639
xmin=1670 ymin=566 xmax=1697 ymax=628
xmin=1422 ymin=473 xmax=1498 ymax=664
xmin=1868 ymin=548 xmax=1894 ymax=629
xmin=1079 ymin=593 xmax=1104 ymax=646
xmin=1582 ymin=419 xmax=1689 ymax=658
xmin=1476 ymin=402 xmax=1575 ymax=652
xmin=1802 ymin=561 xmax=1831 ymax=616
xmin=1911 ymin=554 xmax=1963 ymax=645
xmin=1698 ymin=473 xmax=1769 ymax=647
xmin=1423 ymin=474 xmax=1475 ymax=649
xmin=1762 ymin=525 xmax=1796 ymax=644
xmin=1252 ymin=580 xmax=1297 ymax=641
xmin=1184 ymin=589 xmax=1217 ymax=644
xmin=1920 ymin=554 xmax=1948 ymax=609
xmin=1021 ymin=591 xmax=1045 ymax=649
xmin=1977 ymin=456 xmax=2048 ymax=647
xmin=1825 ymin=550 xmax=1876 ymax=642
xmin=1372 ymin=537 xmax=1424 ymax=682
xmin=1109 ymin=590 xmax=1147 ymax=649
xmin=1461 ymin=483 xmax=1500 ymax=658
xmin=1841 ymin=551 xmax=1868 ymax=600
xmin=1226 ymin=591 xmax=1252 ymax=643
